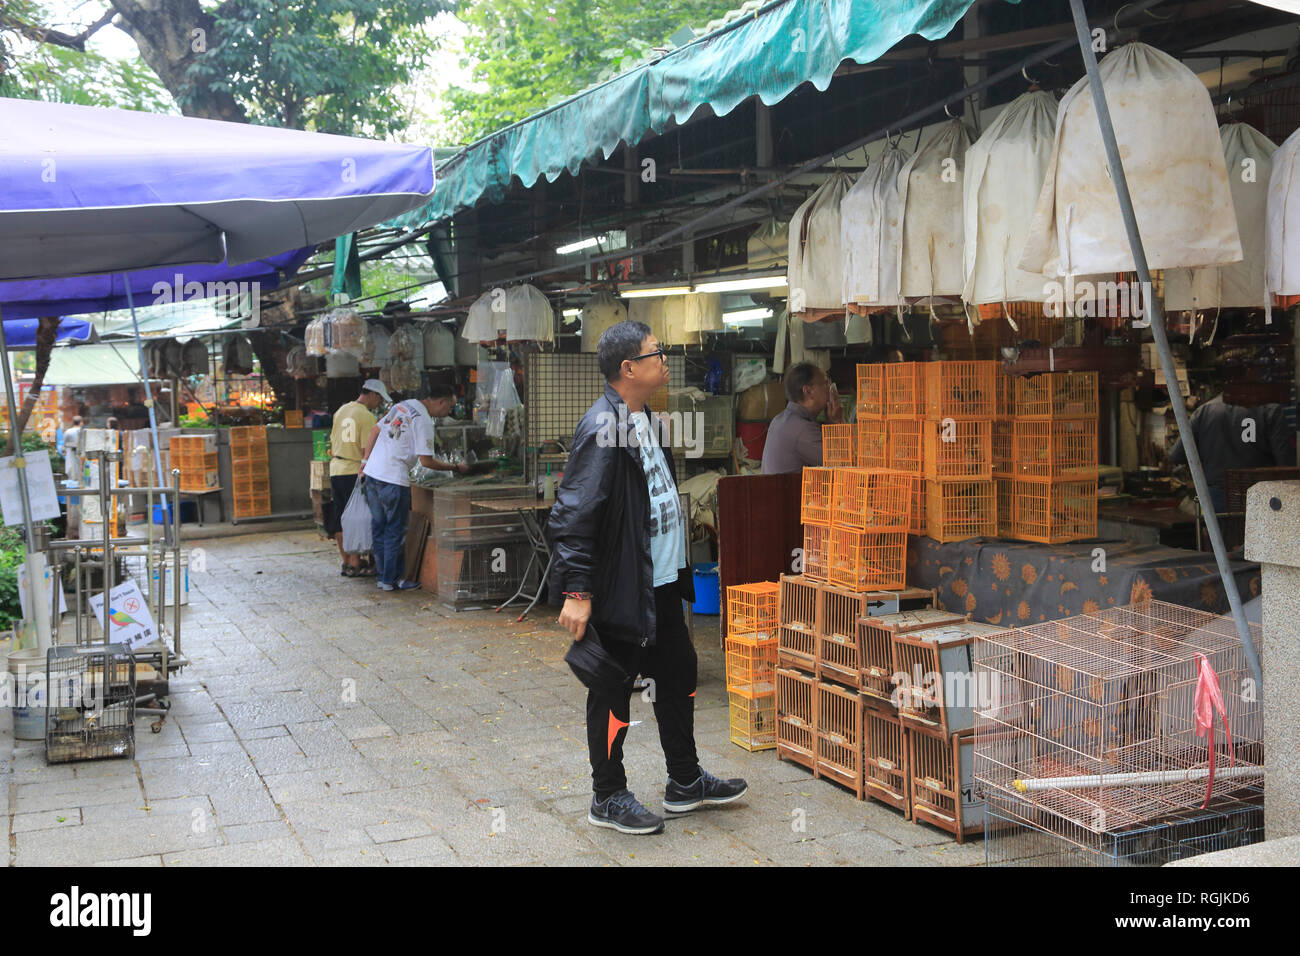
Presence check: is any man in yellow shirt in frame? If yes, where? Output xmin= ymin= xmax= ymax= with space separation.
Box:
xmin=328 ymin=379 xmax=388 ymax=576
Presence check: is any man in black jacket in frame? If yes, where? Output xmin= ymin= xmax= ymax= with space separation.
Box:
xmin=548 ymin=319 xmax=747 ymax=835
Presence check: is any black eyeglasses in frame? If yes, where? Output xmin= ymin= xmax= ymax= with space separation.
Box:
xmin=627 ymin=348 xmax=666 ymax=364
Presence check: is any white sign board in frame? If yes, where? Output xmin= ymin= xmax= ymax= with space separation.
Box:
xmin=0 ymin=450 xmax=60 ymax=525
xmin=87 ymin=580 xmax=159 ymax=650
xmin=17 ymin=560 xmax=67 ymax=619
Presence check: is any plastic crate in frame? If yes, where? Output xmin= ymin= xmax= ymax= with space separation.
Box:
xmin=828 ymin=528 xmax=907 ymax=591
xmin=822 ymin=424 xmax=856 ymax=467
xmin=909 ymin=730 xmax=984 ymax=843
xmin=1012 ymin=478 xmax=1097 ymax=544
xmin=1012 ymin=418 xmax=1098 ymax=480
xmin=778 ymin=573 xmax=819 ymax=632
xmin=802 ymin=523 xmax=830 ymax=582
xmin=232 ymin=442 xmax=269 ymax=462
xmin=729 ymin=689 xmax=777 ymax=752
xmin=232 ymin=476 xmax=270 ymax=497
xmin=726 ymin=582 xmax=780 ymax=638
xmin=856 ymin=419 xmax=889 ymax=469
xmin=992 ymin=419 xmax=1014 ymax=478
xmin=233 ymin=494 xmax=271 ymax=519
xmin=816 ymin=680 xmax=864 ymax=798
xmin=856 ymin=364 xmax=886 ymax=419
xmin=924 ymin=361 xmax=997 ymax=419
xmin=923 ymin=418 xmax=992 ymax=481
xmin=925 ymin=480 xmax=996 ymax=543
xmin=725 ymin=635 xmax=778 ymax=694
xmin=231 ymin=459 xmax=268 ymax=482
xmin=776 ymin=667 xmax=817 ymax=770
xmin=831 ymin=468 xmax=912 ymax=532
xmin=800 ymin=466 xmax=834 ymax=526
xmin=886 ymin=362 xmax=926 ymax=420
xmin=1014 ymin=371 xmax=1098 ymax=419
xmin=887 ymin=418 xmax=923 ymax=474
xmin=860 ymin=608 xmax=966 ymax=708
xmin=996 ymin=477 xmax=1015 ymax=538
xmin=229 ymin=425 xmax=268 ymax=443
xmin=865 ymin=708 xmax=911 ymax=817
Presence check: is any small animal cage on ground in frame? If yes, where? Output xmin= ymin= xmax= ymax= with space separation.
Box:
xmin=45 ymin=643 xmax=136 ymax=763
xmin=776 ymin=667 xmax=818 ymax=770
xmin=974 ymin=599 xmax=1264 ymax=852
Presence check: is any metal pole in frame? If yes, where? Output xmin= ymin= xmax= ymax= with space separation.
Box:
xmin=99 ymin=450 xmax=112 ymax=645
xmin=1065 ymin=0 xmax=1263 ymax=695
xmin=172 ymin=466 xmax=182 ymax=659
xmin=124 ymin=280 xmax=171 ymax=543
xmin=74 ymin=545 xmax=83 ymax=646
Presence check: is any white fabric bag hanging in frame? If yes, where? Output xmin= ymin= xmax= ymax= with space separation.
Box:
xmin=1264 ymin=124 xmax=1300 ymax=314
xmin=962 ymin=91 xmax=1059 ymax=306
xmin=841 ymin=144 xmax=909 ymax=307
xmin=659 ymin=296 xmax=700 ymax=345
xmin=461 ymin=290 xmax=500 ymax=341
xmin=787 ymin=170 xmax=854 ymax=314
xmin=421 ymin=322 xmax=455 ymax=366
xmin=1020 ymin=42 xmax=1241 ymax=278
xmin=223 ymin=335 xmax=254 ymax=375
xmin=579 ymin=290 xmax=627 ymax=352
xmin=1167 ymin=123 xmax=1277 ymax=312
xmin=327 ymin=307 xmax=368 ymax=359
xmin=362 ymin=323 xmax=391 ymax=366
xmin=683 ymin=292 xmax=723 ymax=332
xmin=505 ymin=284 xmax=554 ymax=342
xmin=454 ymin=331 xmax=484 ymax=366
xmin=181 ymin=338 xmax=209 ymax=376
xmin=389 ymin=324 xmax=424 ymax=367
xmin=325 ymin=350 xmax=360 ymax=378
xmin=897 ymin=119 xmax=972 ymax=301
xmin=628 ymin=296 xmax=666 ymax=342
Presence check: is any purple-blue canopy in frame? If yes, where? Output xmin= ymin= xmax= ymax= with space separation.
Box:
xmin=0 ymin=248 xmax=314 ymax=320
xmin=0 ymin=97 xmax=434 ymax=281
xmin=0 ymin=317 xmax=95 ymax=349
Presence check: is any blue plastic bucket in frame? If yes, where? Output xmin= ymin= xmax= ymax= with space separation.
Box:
xmin=692 ymin=562 xmax=720 ymax=614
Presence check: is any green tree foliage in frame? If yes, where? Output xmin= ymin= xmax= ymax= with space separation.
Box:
xmin=447 ymin=0 xmax=740 ymax=144
xmin=184 ymin=0 xmax=450 ymax=135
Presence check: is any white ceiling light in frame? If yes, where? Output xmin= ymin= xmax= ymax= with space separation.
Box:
xmin=621 ymin=285 xmax=693 ymax=298
xmin=694 ymin=274 xmax=788 ymax=294
xmin=556 ymin=236 xmax=604 ymax=255
xmin=562 ymin=308 xmax=582 ymax=317
xmin=722 ymin=307 xmax=773 ymax=324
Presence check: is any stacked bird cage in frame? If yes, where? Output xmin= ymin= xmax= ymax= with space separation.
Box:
xmin=725 ymin=582 xmax=781 ymax=751
xmin=1009 ymin=371 xmax=1099 ymax=543
xmin=923 ymin=361 xmax=997 ymax=542
xmin=45 ymin=644 xmax=136 ymax=763
xmin=975 ymin=599 xmax=1264 ymax=865
xmin=230 ymin=425 xmax=271 ymax=519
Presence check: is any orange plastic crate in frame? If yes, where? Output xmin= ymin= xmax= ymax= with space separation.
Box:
xmin=864 ymin=709 xmax=911 ymax=817
xmin=232 ymin=442 xmax=269 ymax=462
xmin=802 ymin=523 xmax=830 ymax=582
xmin=726 ymin=582 xmax=780 ymax=637
xmin=856 ymin=364 xmax=886 ymax=419
xmin=778 ymin=574 xmax=819 ymax=632
xmin=729 ymin=690 xmax=777 ymax=752
xmin=1012 ymin=418 xmax=1098 ymax=480
xmin=856 ymin=419 xmax=889 ymax=469
xmin=886 ymin=362 xmax=926 ymax=420
xmin=229 ymin=425 xmax=268 ymax=443
xmin=996 ymin=477 xmax=1015 ymax=538
xmin=887 ymin=418 xmax=923 ymax=474
xmin=992 ymin=419 xmax=1014 ymax=478
xmin=924 ymin=361 xmax=997 ymax=419
xmin=725 ymin=636 xmax=778 ymax=695
xmin=925 ymin=480 xmax=996 ymax=543
xmin=776 ymin=667 xmax=817 ymax=770
xmin=231 ymin=459 xmax=268 ymax=482
xmin=828 ymin=528 xmax=907 ymax=591
xmin=923 ymin=418 xmax=992 ymax=481
xmin=816 ymin=681 xmax=864 ymax=798
xmin=1014 ymin=371 xmax=1098 ymax=419
xmin=831 ymin=468 xmax=911 ymax=531
xmin=801 ymin=466 xmax=834 ymax=526
xmin=232 ymin=494 xmax=271 ymax=518
xmin=823 ymin=424 xmax=856 ymax=467
xmin=1013 ymin=478 xmax=1097 ymax=544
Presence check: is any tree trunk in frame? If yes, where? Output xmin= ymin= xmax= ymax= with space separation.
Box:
xmin=108 ymin=0 xmax=247 ymax=122
xmin=2 ymin=316 xmax=62 ymax=456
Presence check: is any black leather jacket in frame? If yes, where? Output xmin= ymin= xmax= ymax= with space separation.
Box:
xmin=546 ymin=383 xmax=695 ymax=647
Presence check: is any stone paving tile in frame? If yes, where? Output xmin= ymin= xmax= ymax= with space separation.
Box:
xmin=161 ymin=837 xmax=311 ymax=867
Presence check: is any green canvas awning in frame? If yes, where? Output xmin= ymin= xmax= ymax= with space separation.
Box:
xmin=395 ymin=0 xmax=995 ymax=227
xmin=44 ymin=343 xmax=143 ymax=387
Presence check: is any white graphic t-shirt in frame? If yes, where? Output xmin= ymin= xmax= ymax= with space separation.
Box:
xmin=364 ymin=399 xmax=435 ymax=487
xmin=630 ymin=411 xmax=687 ymax=587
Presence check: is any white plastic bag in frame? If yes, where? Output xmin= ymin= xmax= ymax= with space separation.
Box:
xmin=341 ymin=480 xmax=372 ymax=554
xmin=787 ymin=170 xmax=854 ymax=313
xmin=897 ymin=118 xmax=972 ymax=300
xmin=505 ymin=284 xmax=554 ymax=342
xmin=841 ymin=144 xmax=909 ymax=307
xmin=1020 ymin=42 xmax=1241 ymax=278
xmin=962 ymin=91 xmax=1058 ymax=306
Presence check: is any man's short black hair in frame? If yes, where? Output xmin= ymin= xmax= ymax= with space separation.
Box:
xmin=597 ymin=320 xmax=653 ymax=382
xmin=426 ymin=384 xmax=455 ymax=402
xmin=784 ymin=362 xmax=821 ymax=404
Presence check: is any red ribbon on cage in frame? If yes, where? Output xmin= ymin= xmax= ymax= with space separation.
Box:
xmin=1193 ymin=652 xmax=1235 ymax=810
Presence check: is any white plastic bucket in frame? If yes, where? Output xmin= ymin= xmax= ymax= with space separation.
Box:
xmin=8 ymin=648 xmax=47 ymax=741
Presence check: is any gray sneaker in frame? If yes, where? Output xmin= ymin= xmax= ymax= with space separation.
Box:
xmin=588 ymin=789 xmax=665 ymax=835
xmin=663 ymin=767 xmax=748 ymax=813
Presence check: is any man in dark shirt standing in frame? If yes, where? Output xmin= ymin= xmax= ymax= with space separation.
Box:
xmin=1169 ymin=393 xmax=1294 ymax=511
xmin=761 ymin=362 xmax=844 ymax=474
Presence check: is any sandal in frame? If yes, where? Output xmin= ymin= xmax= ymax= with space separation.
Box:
xmin=342 ymin=565 xmax=361 ymax=578
xmin=356 ymin=565 xmax=376 ymax=577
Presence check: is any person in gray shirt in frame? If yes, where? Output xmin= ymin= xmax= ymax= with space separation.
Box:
xmin=1168 ymin=393 xmax=1294 ymax=512
xmin=761 ymin=362 xmax=844 ymax=473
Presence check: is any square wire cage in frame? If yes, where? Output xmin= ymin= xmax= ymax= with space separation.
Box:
xmin=856 ymin=364 xmax=886 ymax=420
xmin=974 ymin=600 xmax=1264 ymax=843
xmin=856 ymin=419 xmax=889 ymax=468
xmin=45 ymin=643 xmax=136 ymax=763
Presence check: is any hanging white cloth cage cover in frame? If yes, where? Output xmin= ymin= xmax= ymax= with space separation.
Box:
xmin=787 ymin=170 xmax=854 ymax=314
xmin=361 ymin=323 xmax=391 ymax=366
xmin=897 ymin=118 xmax=972 ymax=301
xmin=461 ymin=289 xmax=503 ymax=341
xmin=1020 ymin=42 xmax=1242 ymax=278
xmin=580 ymin=290 xmax=627 ymax=353
xmin=1264 ymin=124 xmax=1300 ymax=310
xmin=963 ymin=91 xmax=1059 ymax=306
xmin=505 ymin=284 xmax=554 ymax=342
xmin=841 ymin=144 xmax=909 ymax=308
xmin=421 ymin=321 xmax=455 ymax=366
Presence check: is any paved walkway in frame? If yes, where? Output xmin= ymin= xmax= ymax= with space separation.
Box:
xmin=4 ymin=530 xmax=985 ymax=866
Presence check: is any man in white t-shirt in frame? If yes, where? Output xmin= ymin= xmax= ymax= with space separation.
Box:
xmin=359 ymin=386 xmax=467 ymax=591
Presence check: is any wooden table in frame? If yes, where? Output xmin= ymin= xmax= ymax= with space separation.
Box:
xmin=472 ymin=496 xmax=554 ymax=621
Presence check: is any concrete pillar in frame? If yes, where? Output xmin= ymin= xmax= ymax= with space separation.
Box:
xmin=1243 ymin=479 xmax=1300 ymax=838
